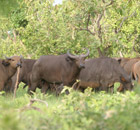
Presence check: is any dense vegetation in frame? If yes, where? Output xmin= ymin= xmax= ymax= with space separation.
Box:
xmin=0 ymin=0 xmax=140 ymax=129
xmin=1 ymin=0 xmax=140 ymax=58
xmin=0 ymin=85 xmax=140 ymax=130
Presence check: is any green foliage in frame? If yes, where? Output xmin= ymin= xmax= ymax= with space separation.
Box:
xmin=0 ymin=0 xmax=140 ymax=58
xmin=0 ymin=86 xmax=140 ymax=130
xmin=0 ymin=0 xmax=21 ymax=17
xmin=10 ymin=7 xmax=28 ymax=28
xmin=106 ymin=0 xmax=140 ymax=56
xmin=0 ymin=1 xmax=140 ymax=129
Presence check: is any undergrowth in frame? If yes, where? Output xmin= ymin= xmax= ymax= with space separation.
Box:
xmin=0 ymin=83 xmax=140 ymax=130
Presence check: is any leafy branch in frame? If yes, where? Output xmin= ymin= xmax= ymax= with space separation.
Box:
xmin=115 ymin=10 xmax=136 ymax=34
xmin=76 ymin=0 xmax=114 ymax=56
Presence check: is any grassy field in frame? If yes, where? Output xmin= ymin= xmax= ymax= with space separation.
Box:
xmin=0 ymin=83 xmax=140 ymax=130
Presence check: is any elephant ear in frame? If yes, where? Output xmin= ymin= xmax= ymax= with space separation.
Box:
xmin=2 ymin=60 xmax=10 ymax=66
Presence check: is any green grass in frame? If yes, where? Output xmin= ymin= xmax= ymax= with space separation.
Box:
xmin=0 ymin=84 xmax=140 ymax=130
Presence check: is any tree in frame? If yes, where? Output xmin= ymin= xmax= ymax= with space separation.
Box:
xmin=0 ymin=0 xmax=140 ymax=58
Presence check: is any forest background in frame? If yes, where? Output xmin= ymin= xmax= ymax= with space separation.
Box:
xmin=0 ymin=0 xmax=140 ymax=58
xmin=0 ymin=1 xmax=140 ymax=130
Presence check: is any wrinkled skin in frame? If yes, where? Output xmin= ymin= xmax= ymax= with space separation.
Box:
xmin=74 ymin=57 xmax=133 ymax=93
xmin=28 ymin=50 xmax=89 ymax=95
xmin=0 ymin=56 xmax=22 ymax=91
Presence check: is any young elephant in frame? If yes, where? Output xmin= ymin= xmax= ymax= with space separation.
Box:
xmin=0 ymin=55 xmax=22 ymax=91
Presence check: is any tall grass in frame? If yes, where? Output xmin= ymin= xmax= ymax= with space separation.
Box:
xmin=0 ymin=84 xmax=140 ymax=130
